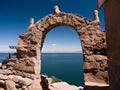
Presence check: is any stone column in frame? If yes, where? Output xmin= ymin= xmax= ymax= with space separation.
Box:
xmin=105 ymin=0 xmax=120 ymax=90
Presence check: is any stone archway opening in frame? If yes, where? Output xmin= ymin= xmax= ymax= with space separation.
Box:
xmin=41 ymin=26 xmax=84 ymax=86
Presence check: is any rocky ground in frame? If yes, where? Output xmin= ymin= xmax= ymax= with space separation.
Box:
xmin=41 ymin=75 xmax=83 ymax=90
xmin=0 ymin=63 xmax=110 ymax=90
xmin=41 ymin=75 xmax=109 ymax=90
xmin=0 ymin=66 xmax=83 ymax=90
xmin=0 ymin=63 xmax=33 ymax=90
xmin=0 ymin=62 xmax=110 ymax=90
xmin=49 ymin=82 xmax=83 ymax=90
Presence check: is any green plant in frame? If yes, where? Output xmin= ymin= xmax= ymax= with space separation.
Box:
xmin=32 ymin=88 xmax=42 ymax=90
xmin=50 ymin=76 xmax=62 ymax=83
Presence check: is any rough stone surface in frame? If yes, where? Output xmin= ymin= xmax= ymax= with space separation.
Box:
xmin=19 ymin=12 xmax=108 ymax=84
xmin=0 ymin=74 xmax=8 ymax=80
xmin=0 ymin=9 xmax=109 ymax=89
xmin=22 ymin=85 xmax=27 ymax=90
xmin=0 ymin=74 xmax=33 ymax=90
xmin=0 ymin=70 xmax=12 ymax=75
xmin=49 ymin=82 xmax=83 ymax=90
xmin=0 ymin=88 xmax=5 ymax=90
xmin=19 ymin=78 xmax=32 ymax=86
xmin=5 ymin=80 xmax=17 ymax=90
xmin=0 ymin=80 xmax=5 ymax=84
xmin=41 ymin=75 xmax=83 ymax=90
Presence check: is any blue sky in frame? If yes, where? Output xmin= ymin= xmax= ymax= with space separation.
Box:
xmin=0 ymin=0 xmax=105 ymax=52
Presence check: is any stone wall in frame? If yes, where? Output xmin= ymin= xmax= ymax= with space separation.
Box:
xmin=0 ymin=9 xmax=109 ymax=89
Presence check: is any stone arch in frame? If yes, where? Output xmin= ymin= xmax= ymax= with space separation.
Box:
xmin=35 ymin=13 xmax=89 ymax=50
xmin=2 ymin=10 xmax=109 ymax=89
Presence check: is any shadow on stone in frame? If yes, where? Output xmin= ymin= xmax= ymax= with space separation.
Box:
xmin=40 ymin=75 xmax=50 ymax=90
xmin=83 ymin=86 xmax=110 ymax=90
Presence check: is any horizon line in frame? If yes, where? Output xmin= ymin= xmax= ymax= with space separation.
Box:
xmin=0 ymin=51 xmax=82 ymax=53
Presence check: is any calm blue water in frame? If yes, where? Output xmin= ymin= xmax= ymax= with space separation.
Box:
xmin=41 ymin=53 xmax=84 ymax=86
xmin=0 ymin=53 xmax=84 ymax=86
xmin=0 ymin=53 xmax=10 ymax=62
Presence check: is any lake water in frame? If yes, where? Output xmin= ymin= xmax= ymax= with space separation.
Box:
xmin=0 ymin=53 xmax=84 ymax=86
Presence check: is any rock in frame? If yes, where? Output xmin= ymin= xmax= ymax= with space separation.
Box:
xmin=5 ymin=80 xmax=17 ymax=90
xmin=7 ymin=62 xmax=15 ymax=66
xmin=17 ymin=88 xmax=22 ymax=90
xmin=85 ymin=81 xmax=109 ymax=87
xmin=8 ymin=75 xmax=22 ymax=83
xmin=15 ymin=83 xmax=21 ymax=88
xmin=7 ymin=75 xmax=32 ymax=86
xmin=22 ymin=85 xmax=27 ymax=90
xmin=1 ymin=65 xmax=6 ymax=69
xmin=0 ymin=80 xmax=5 ymax=84
xmin=45 ymin=76 xmax=52 ymax=84
xmin=41 ymin=75 xmax=52 ymax=90
xmin=0 ymin=74 xmax=8 ymax=80
xmin=14 ymin=70 xmax=34 ymax=79
xmin=7 ymin=66 xmax=14 ymax=70
xmin=14 ymin=63 xmax=34 ymax=73
xmin=26 ymin=59 xmax=35 ymax=66
xmin=31 ymin=79 xmax=42 ymax=90
xmin=14 ymin=76 xmax=22 ymax=83
xmin=96 ymin=71 xmax=109 ymax=83
xmin=0 ymin=69 xmax=12 ymax=75
xmin=18 ymin=78 xmax=32 ymax=86
xmin=84 ymin=61 xmax=97 ymax=70
xmin=0 ymin=88 xmax=5 ymax=90
xmin=84 ymin=85 xmax=110 ymax=90
xmin=93 ymin=55 xmax=107 ymax=61
xmin=49 ymin=82 xmax=83 ymax=90
xmin=85 ymin=55 xmax=107 ymax=62
xmin=0 ymin=63 xmax=2 ymax=68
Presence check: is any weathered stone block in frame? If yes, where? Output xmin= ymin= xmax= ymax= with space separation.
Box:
xmin=5 ymin=80 xmax=17 ymax=90
xmin=0 ymin=88 xmax=5 ymax=90
xmin=14 ymin=70 xmax=35 ymax=79
xmin=18 ymin=78 xmax=32 ymax=86
xmin=14 ymin=63 xmax=34 ymax=73
xmin=0 ymin=80 xmax=5 ymax=84
xmin=0 ymin=69 xmax=12 ymax=75
xmin=0 ymin=74 xmax=8 ymax=80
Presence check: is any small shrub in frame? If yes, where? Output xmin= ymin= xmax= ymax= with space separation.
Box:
xmin=32 ymin=88 xmax=42 ymax=90
xmin=50 ymin=76 xmax=62 ymax=83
